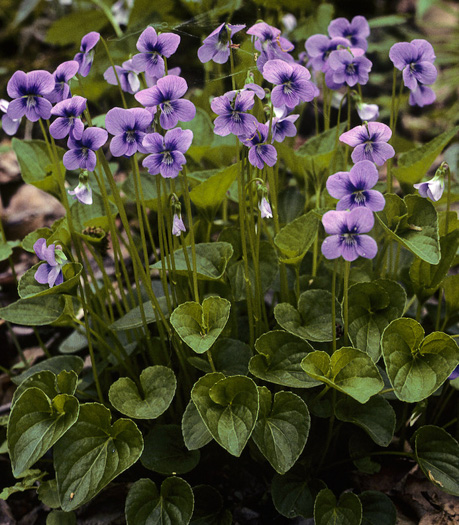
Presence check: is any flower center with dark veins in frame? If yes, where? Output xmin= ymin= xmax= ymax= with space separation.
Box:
xmin=282 ymin=80 xmax=293 ymax=94
xmin=364 ymin=140 xmax=374 ymax=152
xmin=162 ymin=151 xmax=174 ymax=165
xmin=161 ymin=102 xmax=173 ymax=115
xmin=125 ymin=130 xmax=137 ymax=143
xmin=231 ymin=111 xmax=241 ymax=122
xmin=353 ymin=190 xmax=366 ymax=203
xmin=26 ymin=95 xmax=37 ymax=108
xmin=346 ymin=63 xmax=356 ymax=75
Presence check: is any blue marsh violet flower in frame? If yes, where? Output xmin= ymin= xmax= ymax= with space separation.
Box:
xmin=247 ymin=22 xmax=294 ymax=72
xmin=259 ymin=196 xmax=273 ymax=218
xmin=172 ymin=212 xmax=186 ymax=236
xmin=33 ymin=238 xmax=67 ymax=288
xmin=0 ymin=99 xmax=21 ymax=135
xmin=211 ymin=90 xmax=258 ymax=137
xmin=356 ymin=101 xmax=379 ymax=121
xmin=326 ymin=160 xmax=385 ymax=212
xmin=413 ymin=172 xmax=445 ymax=202
xmin=6 ymin=70 xmax=54 ymax=122
xmin=74 ymin=32 xmax=100 ymax=77
xmin=46 ymin=60 xmax=79 ymax=104
xmin=49 ymin=95 xmax=87 ymax=140
xmin=142 ymin=127 xmax=193 ymax=178
xmin=241 ymin=123 xmax=277 ymax=170
xmin=328 ymin=16 xmax=370 ymax=51
xmin=339 ymin=122 xmax=395 ymax=166
xmin=198 ymin=23 xmax=246 ymax=64
xmin=131 ymin=26 xmax=180 ymax=78
xmin=449 ymin=366 xmax=459 ymax=380
xmin=135 ymin=75 xmax=196 ymax=130
xmin=321 ymin=207 xmax=378 ymax=262
xmin=389 ymin=39 xmax=437 ymax=91
xmin=104 ymin=59 xmax=143 ymax=94
xmin=271 ymin=114 xmax=299 ymax=143
xmin=105 ymin=107 xmax=153 ymax=157
xmin=305 ymin=35 xmax=350 ymax=72
xmin=63 ymin=126 xmax=108 ymax=171
xmin=262 ymin=59 xmax=316 ymax=109
xmin=409 ymin=83 xmax=436 ymax=107
xmin=68 ymin=180 xmax=93 ymax=205
xmin=326 ymin=48 xmax=372 ymax=88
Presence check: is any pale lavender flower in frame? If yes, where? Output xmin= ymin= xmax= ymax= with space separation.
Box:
xmin=46 ymin=60 xmax=79 ymax=103
xmin=241 ymin=123 xmax=277 ymax=170
xmin=49 ymin=95 xmax=86 ymax=140
xmin=247 ymin=22 xmax=294 ymax=72
xmin=328 ymin=16 xmax=370 ymax=51
xmin=63 ymin=127 xmax=108 ymax=171
xmin=135 ymin=75 xmax=196 ymax=130
xmin=321 ymin=207 xmax=377 ymax=262
xmin=142 ymin=128 xmax=193 ymax=178
xmin=172 ymin=213 xmax=186 ymax=236
xmin=68 ymin=180 xmax=93 ymax=205
xmin=198 ymin=23 xmax=245 ymax=64
xmin=105 ymin=107 xmax=153 ymax=157
xmin=449 ymin=366 xmax=459 ymax=380
xmin=259 ymin=196 xmax=273 ymax=218
xmin=262 ymin=59 xmax=316 ymax=109
xmin=271 ymin=114 xmax=299 ymax=143
xmin=111 ymin=0 xmax=133 ymax=27
xmin=389 ymin=39 xmax=437 ymax=91
xmin=131 ymin=26 xmax=180 ymax=78
xmin=0 ymin=99 xmax=21 ymax=135
xmin=327 ymin=48 xmax=372 ymax=88
xmin=145 ymin=66 xmax=180 ymax=88
xmin=305 ymin=35 xmax=350 ymax=72
xmin=33 ymin=238 xmax=67 ymax=288
xmin=356 ymin=101 xmax=379 ymax=121
xmin=339 ymin=122 xmax=395 ymax=166
xmin=211 ymin=90 xmax=258 ymax=137
xmin=409 ymin=83 xmax=436 ymax=107
xmin=326 ymin=160 xmax=385 ymax=212
xmin=104 ymin=59 xmax=143 ymax=94
xmin=282 ymin=14 xmax=297 ymax=33
xmin=413 ymin=174 xmax=444 ymax=202
xmin=6 ymin=70 xmax=54 ymax=122
xmin=74 ymin=32 xmax=100 ymax=77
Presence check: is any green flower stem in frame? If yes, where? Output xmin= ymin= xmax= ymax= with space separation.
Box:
xmin=207 ymin=350 xmax=217 ymax=373
xmin=131 ymin=155 xmax=152 ymax=271
xmin=32 ymin=328 xmax=52 ymax=358
xmin=311 ymin=183 xmax=322 ymax=278
xmin=100 ymin=36 xmax=127 ymax=108
xmin=182 ymin=167 xmax=200 ymax=304
xmin=416 ymin=300 xmax=423 ymax=322
xmin=294 ymin=264 xmax=301 ymax=304
xmin=227 ymin=25 xmax=237 ymax=91
xmin=343 ymin=259 xmax=350 ymax=345
xmin=332 ymin=259 xmax=337 ymax=352
xmin=6 ymin=321 xmax=29 ymax=368
xmin=178 ymin=230 xmax=196 ymax=300
xmin=435 ymin=287 xmax=443 ymax=331
xmin=446 ymin=164 xmax=452 ymax=233
xmin=89 ymin=0 xmax=123 ymax=37
xmin=160 ymin=177 xmax=179 ymax=307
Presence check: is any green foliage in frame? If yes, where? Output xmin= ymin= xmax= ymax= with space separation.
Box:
xmin=314 ymin=489 xmax=362 ymax=525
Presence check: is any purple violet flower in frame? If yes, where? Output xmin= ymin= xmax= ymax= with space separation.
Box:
xmin=327 ymin=48 xmax=372 ymax=88
xmin=326 ymin=160 xmax=385 ymax=212
xmin=104 ymin=59 xmax=143 ymax=94
xmin=449 ymin=365 xmax=459 ymax=380
xmin=339 ymin=122 xmax=395 ymax=166
xmin=305 ymin=35 xmax=350 ymax=72
xmin=135 ymin=75 xmax=196 ymax=130
xmin=142 ymin=127 xmax=193 ymax=178
xmin=271 ymin=114 xmax=299 ymax=143
xmin=198 ymin=23 xmax=245 ymax=64
xmin=68 ymin=180 xmax=93 ymax=205
xmin=409 ymin=83 xmax=436 ymax=107
xmin=0 ymin=99 xmax=21 ymax=135
xmin=413 ymin=173 xmax=445 ymax=202
xmin=131 ymin=26 xmax=180 ymax=78
xmin=63 ymin=127 xmax=108 ymax=171
xmin=356 ymin=101 xmax=379 ymax=121
xmin=328 ymin=16 xmax=370 ymax=51
xmin=105 ymin=107 xmax=153 ymax=157
xmin=49 ymin=95 xmax=86 ymax=140
xmin=211 ymin=90 xmax=258 ymax=137
xmin=321 ymin=207 xmax=378 ymax=262
xmin=262 ymin=59 xmax=316 ymax=109
xmin=259 ymin=196 xmax=273 ymax=218
xmin=145 ymin=66 xmax=181 ymax=88
xmin=241 ymin=123 xmax=277 ymax=170
xmin=33 ymin=238 xmax=67 ymax=288
xmin=172 ymin=213 xmax=186 ymax=236
xmin=74 ymin=32 xmax=100 ymax=77
xmin=389 ymin=39 xmax=437 ymax=91
xmin=6 ymin=70 xmax=54 ymax=122
xmin=46 ymin=60 xmax=79 ymax=104
xmin=247 ymin=22 xmax=294 ymax=72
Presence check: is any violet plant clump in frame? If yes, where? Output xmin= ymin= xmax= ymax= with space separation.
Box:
xmin=0 ymin=8 xmax=458 ymax=525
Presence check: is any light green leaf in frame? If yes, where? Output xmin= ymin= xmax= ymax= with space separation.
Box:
xmin=335 ymin=396 xmax=396 ymax=447
xmin=444 ymin=274 xmax=459 ymax=318
xmin=110 ymin=296 xmax=169 ymax=331
xmin=151 ymin=242 xmax=233 ymax=280
xmin=141 ymin=424 xmax=200 ymax=475
xmin=0 ymin=240 xmax=20 ymax=262
xmin=125 ymin=477 xmax=194 ymax=525
xmin=274 ymin=211 xmax=320 ymax=265
xmin=0 ymin=469 xmax=46 ymax=500
xmin=414 ymin=425 xmax=459 ymax=496
xmin=46 ymin=10 xmax=108 ymax=45
xmin=301 ymin=348 xmax=384 ymax=404
xmin=18 ymin=262 xmax=82 ymax=299
xmin=190 ymin=164 xmax=238 ymax=212
xmin=275 ymin=290 xmax=342 ymax=342
xmin=182 ymin=400 xmax=213 ymax=451
xmin=37 ymin=479 xmax=60 ymax=509
xmin=382 ymin=318 xmax=459 ymax=402
xmin=0 ymin=294 xmax=76 ymax=327
xmin=252 ymin=388 xmax=310 ymax=474
xmin=191 ymin=373 xmax=259 ymax=457
xmin=314 ymin=488 xmax=362 ymax=525
xmin=360 ymin=491 xmax=396 ymax=525
xmin=109 ymin=366 xmax=176 ymax=419
xmin=8 ymin=388 xmax=79 ymax=476
xmin=249 ymin=330 xmax=321 ymax=388
xmin=12 ymin=370 xmax=78 ymax=407
xmin=46 ymin=510 xmax=76 ymax=525
xmin=170 ymin=297 xmax=231 ymax=354
xmin=54 ymin=403 xmax=143 ymax=511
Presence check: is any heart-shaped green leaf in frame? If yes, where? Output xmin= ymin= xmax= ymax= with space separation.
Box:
xmin=191 ymin=373 xmax=259 ymax=457
xmin=182 ymin=400 xmax=213 ymax=451
xmin=54 ymin=403 xmax=143 ymax=511
xmin=170 ymin=297 xmax=231 ymax=354
xmin=301 ymin=348 xmax=384 ymax=404
xmin=335 ymin=395 xmax=396 ymax=447
xmin=376 ymin=194 xmax=440 ymax=264
xmin=18 ymin=262 xmax=82 ymax=299
xmin=414 ymin=425 xmax=459 ymax=496
xmin=8 ymin=388 xmax=79 ymax=476
xmin=347 ymin=280 xmax=406 ymax=361
xmin=252 ymin=388 xmax=310 ymax=474
xmin=314 ymin=489 xmax=362 ymax=525
xmin=382 ymin=318 xmax=459 ymax=402
xmin=189 ymin=163 xmax=238 ymax=212
xmin=109 ymin=296 xmax=169 ymax=331
xmin=360 ymin=490 xmax=396 ymax=525
xmin=108 ymin=366 xmax=176 ymax=419
xmin=125 ymin=477 xmax=194 ymax=525
xmin=249 ymin=330 xmax=321 ymax=388
xmin=12 ymin=356 xmax=84 ymax=386
xmin=274 ymin=211 xmax=320 ymax=265
xmin=275 ymin=290 xmax=342 ymax=342
xmin=12 ymin=370 xmax=78 ymax=407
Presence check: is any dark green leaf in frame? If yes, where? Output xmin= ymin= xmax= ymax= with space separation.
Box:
xmin=182 ymin=400 xmax=213 ymax=451
xmin=314 ymin=488 xmax=362 ymax=525
xmin=274 ymin=211 xmax=320 ymax=265
xmin=360 ymin=491 xmax=396 ymax=525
